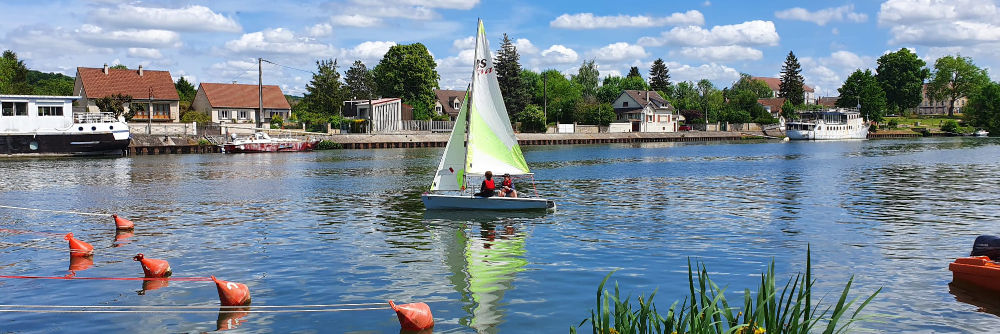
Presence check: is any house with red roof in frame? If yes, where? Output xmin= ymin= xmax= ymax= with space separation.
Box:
xmin=191 ymin=83 xmax=291 ymax=124
xmin=73 ymin=64 xmax=180 ymax=122
xmin=751 ymin=77 xmax=816 ymax=105
xmin=610 ymin=90 xmax=679 ymax=132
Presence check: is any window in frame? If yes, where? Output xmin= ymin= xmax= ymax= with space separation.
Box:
xmin=219 ymin=110 xmax=230 ymax=119
xmin=238 ymin=111 xmax=249 ymax=119
xmin=152 ymin=103 xmax=170 ymax=117
xmin=623 ymin=101 xmax=629 ymax=107
xmin=38 ymin=106 xmax=63 ymax=116
xmin=453 ymin=102 xmax=460 ymax=109
xmin=435 ymin=106 xmax=442 ymax=113
xmin=2 ymin=102 xmax=27 ymax=116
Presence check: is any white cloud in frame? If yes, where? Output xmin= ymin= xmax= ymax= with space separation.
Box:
xmin=452 ymin=36 xmax=475 ymax=50
xmin=3 ymin=25 xmax=111 ymax=61
xmin=878 ymin=0 xmax=1000 ymax=46
xmin=673 ymin=46 xmax=763 ymax=61
xmin=774 ymin=5 xmax=868 ymax=26
xmin=638 ymin=20 xmax=779 ymax=47
xmin=350 ymin=0 xmax=481 ymax=10
xmin=331 ymin=14 xmax=381 ymax=27
xmin=307 ymin=23 xmax=333 ymax=37
xmin=666 ymin=61 xmax=741 ymax=84
xmin=76 ymin=25 xmax=182 ymax=48
xmin=587 ymin=42 xmax=648 ymax=62
xmin=540 ymin=45 xmax=579 ymax=64
xmin=515 ymin=38 xmax=539 ymax=54
xmin=550 ymin=10 xmax=705 ymax=29
xmin=344 ymin=41 xmax=396 ymax=62
xmin=127 ymin=47 xmax=162 ymax=59
xmin=224 ymin=28 xmax=334 ymax=56
xmin=341 ymin=4 xmax=436 ymax=21
xmin=91 ymin=4 xmax=241 ymax=32
xmin=799 ymin=50 xmax=876 ymax=96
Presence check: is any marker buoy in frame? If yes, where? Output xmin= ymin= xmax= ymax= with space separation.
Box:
xmin=65 ymin=233 xmax=93 ymax=257
xmin=112 ymin=214 xmax=134 ymax=230
xmin=212 ymin=276 xmax=251 ymax=306
xmin=68 ymin=256 xmax=93 ymax=271
xmin=389 ymin=300 xmax=434 ymax=331
xmin=133 ymin=253 xmax=172 ymax=278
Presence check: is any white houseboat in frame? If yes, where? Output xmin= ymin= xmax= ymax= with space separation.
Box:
xmin=785 ymin=108 xmax=868 ymax=140
xmin=0 ymin=95 xmax=130 ymax=155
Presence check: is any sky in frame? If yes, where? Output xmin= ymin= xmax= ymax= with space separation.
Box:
xmin=2 ymin=0 xmax=999 ymax=97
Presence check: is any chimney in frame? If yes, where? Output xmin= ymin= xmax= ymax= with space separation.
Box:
xmin=645 ymin=90 xmax=649 ymax=102
xmin=138 ymin=65 xmax=143 ymax=77
xmin=103 ymin=63 xmax=108 ymax=75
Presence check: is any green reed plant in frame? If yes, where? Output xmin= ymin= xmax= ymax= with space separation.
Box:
xmin=571 ymin=246 xmax=880 ymax=334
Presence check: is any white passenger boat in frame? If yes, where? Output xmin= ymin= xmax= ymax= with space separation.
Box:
xmin=421 ymin=20 xmax=554 ymax=211
xmin=785 ymin=108 xmax=868 ymax=140
xmin=0 ymin=95 xmax=130 ymax=155
xmin=974 ymin=129 xmax=989 ymax=137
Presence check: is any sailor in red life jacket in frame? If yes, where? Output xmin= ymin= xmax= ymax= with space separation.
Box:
xmin=499 ymin=173 xmax=518 ymax=198
xmin=474 ymin=171 xmax=496 ymax=197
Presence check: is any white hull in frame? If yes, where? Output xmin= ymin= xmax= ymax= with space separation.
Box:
xmin=422 ymin=193 xmax=555 ymax=211
xmin=786 ymin=127 xmax=868 ymax=140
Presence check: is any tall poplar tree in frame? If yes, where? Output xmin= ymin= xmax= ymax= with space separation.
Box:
xmin=876 ymin=48 xmax=929 ymax=115
xmin=302 ymin=59 xmax=348 ymax=117
xmin=648 ymin=58 xmax=671 ymax=93
xmin=779 ymin=51 xmax=805 ymax=105
xmin=494 ymin=33 xmax=528 ymax=117
xmin=344 ymin=60 xmax=376 ymax=100
xmin=572 ymin=59 xmax=599 ymax=99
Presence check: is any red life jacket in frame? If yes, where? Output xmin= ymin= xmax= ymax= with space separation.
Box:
xmin=502 ymin=179 xmax=512 ymax=187
xmin=485 ymin=179 xmax=495 ymax=190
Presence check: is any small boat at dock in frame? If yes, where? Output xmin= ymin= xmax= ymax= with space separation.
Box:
xmin=974 ymin=129 xmax=989 ymax=137
xmin=222 ymin=132 xmax=317 ymax=153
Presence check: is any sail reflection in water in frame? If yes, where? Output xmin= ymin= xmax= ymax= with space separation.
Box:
xmin=443 ymin=222 xmax=528 ymax=332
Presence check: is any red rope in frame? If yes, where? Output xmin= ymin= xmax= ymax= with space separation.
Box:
xmin=0 ymin=275 xmax=213 ymax=281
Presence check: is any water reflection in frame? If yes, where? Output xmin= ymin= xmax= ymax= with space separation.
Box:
xmin=215 ymin=307 xmax=250 ymax=331
xmin=949 ymin=282 xmax=1000 ymax=317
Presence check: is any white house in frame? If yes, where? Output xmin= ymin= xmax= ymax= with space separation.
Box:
xmin=191 ymin=83 xmax=291 ymax=124
xmin=610 ymin=90 xmax=680 ymax=132
xmin=74 ymin=64 xmax=180 ymax=122
xmin=343 ymin=98 xmax=403 ymax=133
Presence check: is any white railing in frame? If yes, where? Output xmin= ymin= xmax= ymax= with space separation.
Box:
xmin=387 ymin=120 xmax=455 ymax=133
xmin=74 ymin=112 xmax=118 ymax=124
xmin=128 ymin=122 xmax=199 ymax=136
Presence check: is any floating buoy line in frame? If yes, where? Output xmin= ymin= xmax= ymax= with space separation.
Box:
xmin=0 ymin=204 xmax=438 ymax=331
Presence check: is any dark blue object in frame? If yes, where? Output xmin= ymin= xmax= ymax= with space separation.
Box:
xmin=972 ymin=235 xmax=1000 ymax=261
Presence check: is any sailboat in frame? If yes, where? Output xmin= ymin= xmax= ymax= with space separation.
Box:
xmin=421 ymin=20 xmax=555 ymax=211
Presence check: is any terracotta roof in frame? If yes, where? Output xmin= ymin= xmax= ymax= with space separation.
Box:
xmin=751 ymin=76 xmax=814 ymax=93
xmin=817 ymin=96 xmax=839 ymax=107
xmin=757 ymin=98 xmax=786 ymax=114
xmin=200 ymin=83 xmax=290 ymax=109
xmin=76 ymin=67 xmax=179 ymax=100
xmin=434 ymin=89 xmax=466 ymax=117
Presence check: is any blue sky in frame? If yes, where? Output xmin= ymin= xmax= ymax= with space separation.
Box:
xmin=2 ymin=0 xmax=998 ymax=97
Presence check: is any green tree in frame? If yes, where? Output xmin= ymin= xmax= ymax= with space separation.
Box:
xmin=837 ymin=69 xmax=888 ymax=123
xmin=781 ymin=100 xmax=796 ymax=120
xmin=95 ymin=93 xmax=134 ymax=120
xmin=110 ymin=64 xmax=128 ymax=70
xmin=300 ymin=59 xmax=348 ymax=127
xmin=495 ymin=34 xmax=529 ymax=118
xmin=0 ymin=50 xmax=31 ymax=94
xmin=965 ymin=81 xmax=1000 ymax=135
xmin=876 ymin=48 xmax=929 ymax=115
xmin=596 ymin=75 xmax=649 ymax=104
xmin=532 ymin=70 xmax=582 ymax=123
xmin=627 ymin=66 xmax=641 ymax=79
xmin=175 ymin=77 xmax=196 ymax=103
xmin=648 ymin=58 xmax=671 ymax=93
xmin=180 ymin=110 xmax=212 ymax=124
xmin=344 ymin=60 xmax=376 ymax=100
xmin=670 ymin=81 xmax=701 ymax=112
xmin=373 ymin=43 xmax=439 ymax=119
xmin=33 ymin=78 xmax=73 ymax=95
xmin=927 ymin=55 xmax=990 ymax=117
xmin=572 ymin=59 xmax=600 ymax=99
xmin=580 ymin=102 xmax=615 ymax=126
xmin=779 ymin=51 xmax=805 ymax=105
xmin=731 ymin=73 xmax=772 ymax=99
xmin=516 ymin=104 xmax=546 ymax=133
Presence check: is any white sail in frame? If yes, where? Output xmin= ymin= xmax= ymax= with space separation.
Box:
xmin=430 ymin=89 xmax=470 ymax=191
xmin=465 ymin=19 xmax=530 ymax=176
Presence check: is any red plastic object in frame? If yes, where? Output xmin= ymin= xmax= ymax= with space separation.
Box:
xmin=212 ymin=276 xmax=251 ymax=306
xmin=112 ymin=214 xmax=134 ymax=230
xmin=65 ymin=233 xmax=93 ymax=257
xmin=950 ymin=256 xmax=1000 ymax=292
xmin=389 ymin=300 xmax=434 ymax=331
xmin=133 ymin=253 xmax=172 ymax=278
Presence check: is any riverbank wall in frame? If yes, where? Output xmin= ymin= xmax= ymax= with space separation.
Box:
xmin=326 ymin=131 xmax=771 ymax=149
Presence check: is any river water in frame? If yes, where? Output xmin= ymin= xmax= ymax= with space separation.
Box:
xmin=1 ymin=137 xmax=999 ymax=333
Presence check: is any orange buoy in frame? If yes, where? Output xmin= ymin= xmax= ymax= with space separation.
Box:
xmin=65 ymin=233 xmax=93 ymax=257
xmin=212 ymin=276 xmax=251 ymax=306
xmin=112 ymin=214 xmax=134 ymax=230
xmin=68 ymin=255 xmax=94 ymax=271
xmin=389 ymin=300 xmax=434 ymax=331
xmin=133 ymin=253 xmax=172 ymax=278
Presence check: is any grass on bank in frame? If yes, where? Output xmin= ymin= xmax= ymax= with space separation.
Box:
xmin=572 ymin=247 xmax=880 ymax=334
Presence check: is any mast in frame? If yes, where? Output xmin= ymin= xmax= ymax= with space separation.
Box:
xmin=463 ymin=18 xmax=481 ymax=187
xmin=257 ymin=57 xmax=263 ymax=130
